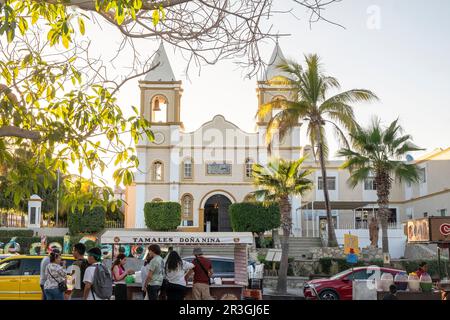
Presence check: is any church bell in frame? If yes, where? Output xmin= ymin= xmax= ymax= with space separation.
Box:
xmin=153 ymin=97 xmax=161 ymax=111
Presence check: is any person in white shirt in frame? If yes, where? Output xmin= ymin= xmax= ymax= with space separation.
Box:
xmin=83 ymin=247 xmax=106 ymax=300
xmin=164 ymin=250 xmax=194 ymax=300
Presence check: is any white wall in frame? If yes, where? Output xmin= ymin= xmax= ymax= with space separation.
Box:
xmin=335 ymin=229 xmax=407 ymax=259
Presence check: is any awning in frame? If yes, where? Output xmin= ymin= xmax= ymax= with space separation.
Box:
xmin=100 ymin=230 xmax=254 ymax=245
xmin=300 ymin=201 xmax=377 ymax=210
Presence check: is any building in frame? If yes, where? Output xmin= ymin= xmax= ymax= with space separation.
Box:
xmin=124 ymin=43 xmax=450 ymax=245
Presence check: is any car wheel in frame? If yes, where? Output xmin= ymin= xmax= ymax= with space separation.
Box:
xmin=319 ymin=290 xmax=339 ymax=300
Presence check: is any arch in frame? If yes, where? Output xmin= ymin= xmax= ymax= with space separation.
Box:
xmin=151 ymin=160 xmax=164 ymax=181
xmin=150 ymin=94 xmax=169 ymax=123
xmin=198 ymin=190 xmax=236 ymax=210
xmin=271 ymin=95 xmax=287 ymax=102
xmin=202 ymin=193 xmax=234 ymax=232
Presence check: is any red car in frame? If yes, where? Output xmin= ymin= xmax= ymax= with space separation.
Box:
xmin=303 ymin=266 xmax=405 ymax=300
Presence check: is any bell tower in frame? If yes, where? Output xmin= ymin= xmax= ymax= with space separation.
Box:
xmin=131 ymin=42 xmax=183 ymax=228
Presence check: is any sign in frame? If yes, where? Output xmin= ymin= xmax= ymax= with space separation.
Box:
xmin=407 ymin=217 xmax=450 ymax=243
xmin=63 ymin=235 xmax=70 ymax=254
xmin=206 ymin=163 xmax=231 ymax=175
xmin=429 ymin=217 xmax=450 ymax=243
xmin=344 ymin=234 xmax=360 ymax=255
xmin=265 ymin=249 xmax=282 ymax=262
xmin=407 ymin=218 xmax=430 ymax=242
xmin=100 ymin=231 xmax=254 ymax=245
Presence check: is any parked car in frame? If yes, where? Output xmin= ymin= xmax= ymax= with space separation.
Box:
xmin=0 ymin=255 xmax=74 ymax=300
xmin=303 ymin=266 xmax=405 ymax=300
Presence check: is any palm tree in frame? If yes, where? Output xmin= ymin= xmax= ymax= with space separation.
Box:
xmin=337 ymin=118 xmax=423 ymax=254
xmin=252 ymin=157 xmax=313 ymax=294
xmin=257 ymin=54 xmax=378 ymax=247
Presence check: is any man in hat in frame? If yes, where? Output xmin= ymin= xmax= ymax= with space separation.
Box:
xmin=191 ymin=247 xmax=214 ymax=300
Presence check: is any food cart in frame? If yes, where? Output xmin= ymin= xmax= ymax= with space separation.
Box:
xmin=99 ymin=230 xmax=254 ymax=300
xmin=375 ymin=217 xmax=450 ymax=300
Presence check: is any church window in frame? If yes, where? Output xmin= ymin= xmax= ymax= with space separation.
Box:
xmin=181 ymin=194 xmax=193 ymax=217
xmin=245 ymin=158 xmax=254 ymax=178
xmin=153 ymin=161 xmax=163 ymax=181
xmin=183 ymin=158 xmax=193 ymax=179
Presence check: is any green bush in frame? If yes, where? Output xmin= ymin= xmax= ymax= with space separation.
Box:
xmin=68 ymin=206 xmax=106 ymax=235
xmin=319 ymin=258 xmax=333 ymax=274
xmin=0 ymin=229 xmax=34 ymax=237
xmin=229 ymin=202 xmax=280 ymax=234
xmin=144 ymin=202 xmax=181 ymax=231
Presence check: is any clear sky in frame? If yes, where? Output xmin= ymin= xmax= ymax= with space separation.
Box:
xmin=80 ymin=0 xmax=450 ymax=185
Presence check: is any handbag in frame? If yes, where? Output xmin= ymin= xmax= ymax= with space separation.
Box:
xmin=47 ymin=265 xmax=68 ymax=293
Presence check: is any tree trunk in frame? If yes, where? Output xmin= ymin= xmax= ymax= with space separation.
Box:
xmin=316 ymin=136 xmax=338 ymax=247
xmin=375 ymin=168 xmax=392 ymax=257
xmin=276 ymin=195 xmax=292 ymax=294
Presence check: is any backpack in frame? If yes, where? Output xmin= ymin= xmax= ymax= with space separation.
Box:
xmin=91 ymin=264 xmax=113 ymax=300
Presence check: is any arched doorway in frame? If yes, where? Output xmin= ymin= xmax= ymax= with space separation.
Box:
xmin=203 ymin=194 xmax=232 ymax=232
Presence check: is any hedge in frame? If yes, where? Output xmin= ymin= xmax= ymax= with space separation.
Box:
xmin=0 ymin=236 xmax=65 ymax=254
xmin=68 ymin=206 xmax=106 ymax=235
xmin=0 ymin=229 xmax=34 ymax=237
xmin=229 ymin=202 xmax=280 ymax=233
xmin=144 ymin=202 xmax=181 ymax=231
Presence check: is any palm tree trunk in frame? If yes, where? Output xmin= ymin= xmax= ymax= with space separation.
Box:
xmin=375 ymin=169 xmax=392 ymax=256
xmin=316 ymin=137 xmax=338 ymax=247
xmin=276 ymin=195 xmax=292 ymax=294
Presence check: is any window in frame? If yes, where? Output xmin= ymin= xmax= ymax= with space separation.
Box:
xmin=347 ymin=269 xmax=375 ymax=281
xmin=182 ymin=220 xmax=193 ymax=227
xmin=318 ymin=177 xmax=336 ymax=190
xmin=423 ymin=212 xmax=428 ymax=218
xmin=183 ymin=158 xmax=193 ymax=179
xmin=21 ymin=259 xmax=41 ymax=276
xmin=0 ymin=259 xmax=21 ymax=276
xmin=153 ymin=161 xmax=163 ymax=181
xmin=419 ymin=167 xmax=426 ymax=183
xmin=245 ymin=158 xmax=254 ymax=178
xmin=364 ymin=177 xmax=377 ymax=191
xmin=211 ymin=260 xmax=234 ymax=274
xmin=439 ymin=209 xmax=448 ymax=217
xmin=181 ymin=194 xmax=193 ymax=218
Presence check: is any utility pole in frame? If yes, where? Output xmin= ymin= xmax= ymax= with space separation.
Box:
xmin=56 ymin=169 xmax=60 ymax=227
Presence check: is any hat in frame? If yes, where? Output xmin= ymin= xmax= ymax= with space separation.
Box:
xmin=193 ymin=247 xmax=203 ymax=255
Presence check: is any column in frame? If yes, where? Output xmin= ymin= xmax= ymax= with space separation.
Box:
xmin=134 ymin=149 xmax=147 ymax=228
xmin=169 ymin=125 xmax=180 ymax=202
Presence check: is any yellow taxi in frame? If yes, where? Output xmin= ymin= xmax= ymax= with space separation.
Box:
xmin=0 ymin=255 xmax=75 ymax=300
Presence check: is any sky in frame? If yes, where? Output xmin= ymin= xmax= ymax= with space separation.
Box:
xmin=79 ymin=0 xmax=450 ymax=186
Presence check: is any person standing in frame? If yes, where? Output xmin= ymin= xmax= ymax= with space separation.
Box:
xmin=111 ymin=253 xmax=134 ymax=300
xmin=44 ymin=251 xmax=67 ymax=300
xmin=416 ymin=262 xmax=429 ymax=278
xmin=140 ymin=253 xmax=152 ymax=299
xmin=165 ymin=250 xmax=194 ymax=300
xmin=83 ymin=247 xmax=113 ymax=300
xmin=192 ymin=247 xmax=214 ymax=300
xmin=143 ymin=244 xmax=164 ymax=300
xmin=39 ymin=247 xmax=60 ymax=300
xmin=68 ymin=243 xmax=88 ymax=300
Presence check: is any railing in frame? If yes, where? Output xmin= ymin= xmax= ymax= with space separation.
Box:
xmin=105 ymin=220 xmax=124 ymax=228
xmin=0 ymin=213 xmax=26 ymax=228
xmin=338 ymin=221 xmax=401 ymax=230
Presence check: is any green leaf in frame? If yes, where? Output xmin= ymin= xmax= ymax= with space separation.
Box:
xmin=78 ymin=17 xmax=85 ymax=35
xmin=152 ymin=9 xmax=160 ymax=26
xmin=62 ymin=35 xmax=69 ymax=49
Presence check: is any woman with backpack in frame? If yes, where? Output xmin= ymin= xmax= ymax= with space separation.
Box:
xmin=44 ymin=251 xmax=67 ymax=300
xmin=111 ymin=253 xmax=134 ymax=300
xmin=165 ymin=250 xmax=194 ymax=300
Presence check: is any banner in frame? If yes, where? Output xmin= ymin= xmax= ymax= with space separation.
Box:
xmin=344 ymin=234 xmax=360 ymax=254
xmin=63 ymin=235 xmax=71 ymax=254
xmin=101 ymin=231 xmax=254 ymax=245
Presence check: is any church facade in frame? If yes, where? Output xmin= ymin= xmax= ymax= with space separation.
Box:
xmin=124 ymin=42 xmax=303 ymax=232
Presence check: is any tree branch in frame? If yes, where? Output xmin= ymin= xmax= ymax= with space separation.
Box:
xmin=0 ymin=126 xmax=41 ymax=140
